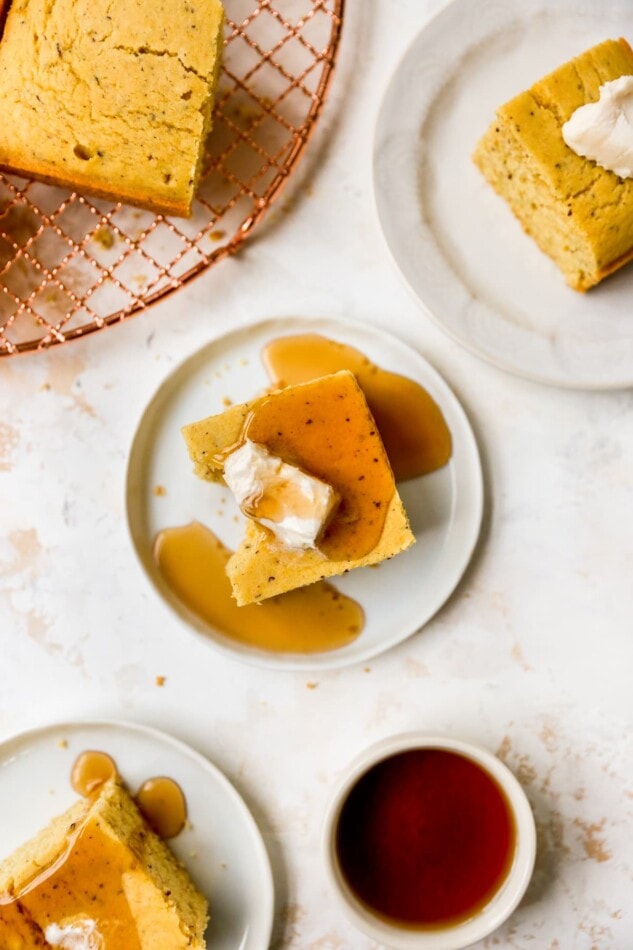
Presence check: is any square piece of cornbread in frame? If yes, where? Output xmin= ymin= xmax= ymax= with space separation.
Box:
xmin=183 ymin=371 xmax=415 ymax=605
xmin=473 ymin=38 xmax=633 ymax=291
xmin=0 ymin=0 xmax=224 ymax=216
xmin=0 ymin=777 xmax=208 ymax=948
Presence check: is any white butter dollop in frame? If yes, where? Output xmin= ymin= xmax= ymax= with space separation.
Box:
xmin=562 ymin=75 xmax=633 ymax=178
xmin=45 ymin=919 xmax=102 ymax=950
xmin=223 ymin=439 xmax=338 ymax=549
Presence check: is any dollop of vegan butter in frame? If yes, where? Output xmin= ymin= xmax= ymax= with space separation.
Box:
xmin=45 ymin=919 xmax=102 ymax=950
xmin=223 ymin=439 xmax=339 ymax=549
xmin=562 ymin=75 xmax=633 ymax=178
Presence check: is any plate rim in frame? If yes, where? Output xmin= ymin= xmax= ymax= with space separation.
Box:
xmin=372 ymin=0 xmax=633 ymax=391
xmin=125 ymin=314 xmax=484 ymax=672
xmin=0 ymin=717 xmax=275 ymax=950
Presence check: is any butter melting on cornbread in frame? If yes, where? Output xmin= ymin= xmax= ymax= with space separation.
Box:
xmin=0 ymin=0 xmax=224 ymax=216
xmin=183 ymin=371 xmax=415 ymax=606
xmin=473 ymin=38 xmax=633 ymax=291
xmin=0 ymin=777 xmax=208 ymax=949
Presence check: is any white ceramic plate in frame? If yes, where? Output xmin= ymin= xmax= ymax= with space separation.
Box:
xmin=0 ymin=720 xmax=274 ymax=950
xmin=374 ymin=0 xmax=633 ymax=389
xmin=126 ymin=316 xmax=482 ymax=671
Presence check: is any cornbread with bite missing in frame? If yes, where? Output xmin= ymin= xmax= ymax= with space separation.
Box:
xmin=0 ymin=777 xmax=208 ymax=948
xmin=473 ymin=38 xmax=633 ymax=291
xmin=183 ymin=370 xmax=415 ymax=605
xmin=0 ymin=0 xmax=224 ymax=216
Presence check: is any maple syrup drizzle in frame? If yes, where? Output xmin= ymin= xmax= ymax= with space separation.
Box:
xmin=154 ymin=521 xmax=365 ymax=653
xmin=2 ymin=819 xmax=145 ymax=948
xmin=244 ymin=371 xmax=394 ymax=560
xmin=262 ymin=333 xmax=452 ymax=481
xmin=70 ymin=749 xmax=117 ymax=797
xmin=68 ymin=751 xmax=188 ymax=839
xmin=135 ymin=777 xmax=187 ymax=839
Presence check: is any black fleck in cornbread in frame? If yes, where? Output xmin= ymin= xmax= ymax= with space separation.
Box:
xmin=473 ymin=38 xmax=633 ymax=291
xmin=0 ymin=0 xmax=224 ymax=216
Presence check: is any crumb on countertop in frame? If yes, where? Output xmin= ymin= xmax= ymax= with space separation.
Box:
xmin=155 ymin=675 xmax=166 ymax=687
xmin=93 ymin=226 xmax=115 ymax=250
xmin=306 ymin=681 xmax=319 ymax=690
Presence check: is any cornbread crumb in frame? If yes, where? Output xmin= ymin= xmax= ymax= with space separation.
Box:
xmin=306 ymin=681 xmax=319 ymax=690
xmin=473 ymin=38 xmax=633 ymax=291
xmin=154 ymin=485 xmax=168 ymax=497
xmin=93 ymin=227 xmax=115 ymax=250
xmin=155 ymin=675 xmax=166 ymax=687
xmin=57 ymin=739 xmax=68 ymax=749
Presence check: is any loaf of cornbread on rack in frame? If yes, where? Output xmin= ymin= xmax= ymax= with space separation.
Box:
xmin=0 ymin=0 xmax=224 ymax=217
xmin=0 ymin=777 xmax=208 ymax=949
xmin=473 ymin=38 xmax=633 ymax=291
xmin=183 ymin=371 xmax=415 ymax=605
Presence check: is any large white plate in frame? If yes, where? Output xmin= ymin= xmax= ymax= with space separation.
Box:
xmin=374 ymin=0 xmax=633 ymax=389
xmin=126 ymin=316 xmax=482 ymax=671
xmin=0 ymin=720 xmax=274 ymax=950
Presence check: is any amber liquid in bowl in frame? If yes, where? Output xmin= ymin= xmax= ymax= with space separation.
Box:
xmin=335 ymin=749 xmax=517 ymax=929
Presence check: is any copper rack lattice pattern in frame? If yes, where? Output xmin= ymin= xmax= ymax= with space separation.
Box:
xmin=0 ymin=0 xmax=344 ymax=356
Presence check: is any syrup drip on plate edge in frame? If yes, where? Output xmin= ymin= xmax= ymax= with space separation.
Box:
xmin=71 ymin=749 xmax=187 ymax=838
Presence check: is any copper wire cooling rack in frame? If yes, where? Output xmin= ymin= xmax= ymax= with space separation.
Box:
xmin=0 ymin=0 xmax=344 ymax=356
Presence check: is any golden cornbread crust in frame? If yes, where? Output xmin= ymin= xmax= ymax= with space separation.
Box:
xmin=473 ymin=38 xmax=633 ymax=291
xmin=182 ymin=371 xmax=415 ymax=606
xmin=0 ymin=777 xmax=208 ymax=949
xmin=228 ymin=496 xmax=414 ymax=605
xmin=0 ymin=0 xmax=225 ymax=216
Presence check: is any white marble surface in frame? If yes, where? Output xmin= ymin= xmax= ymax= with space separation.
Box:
xmin=1 ymin=0 xmax=632 ymax=947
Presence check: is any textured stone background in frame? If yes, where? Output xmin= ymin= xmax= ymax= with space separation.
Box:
xmin=0 ymin=0 xmax=632 ymax=946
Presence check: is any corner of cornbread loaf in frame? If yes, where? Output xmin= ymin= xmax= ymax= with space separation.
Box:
xmin=0 ymin=777 xmax=208 ymax=949
xmin=0 ymin=0 xmax=225 ymax=216
xmin=0 ymin=795 xmax=90 ymax=899
xmin=473 ymin=38 xmax=633 ymax=291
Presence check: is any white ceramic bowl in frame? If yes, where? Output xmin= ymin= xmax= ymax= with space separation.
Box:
xmin=322 ymin=734 xmax=536 ymax=949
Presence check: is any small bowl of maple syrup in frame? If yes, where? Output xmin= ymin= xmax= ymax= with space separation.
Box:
xmin=322 ymin=733 xmax=536 ymax=949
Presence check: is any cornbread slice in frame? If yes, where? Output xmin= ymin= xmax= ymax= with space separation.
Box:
xmin=183 ymin=371 xmax=415 ymax=605
xmin=0 ymin=0 xmax=225 ymax=216
xmin=0 ymin=777 xmax=208 ymax=949
xmin=473 ymin=38 xmax=633 ymax=291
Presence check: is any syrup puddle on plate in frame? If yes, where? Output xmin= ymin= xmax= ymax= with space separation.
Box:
xmin=154 ymin=521 xmax=365 ymax=654
xmin=263 ymin=333 xmax=452 ymax=481
xmin=153 ymin=333 xmax=452 ymax=655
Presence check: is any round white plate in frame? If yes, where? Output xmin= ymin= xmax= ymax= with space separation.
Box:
xmin=0 ymin=720 xmax=274 ymax=950
xmin=374 ymin=0 xmax=633 ymax=389
xmin=126 ymin=316 xmax=483 ymax=671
